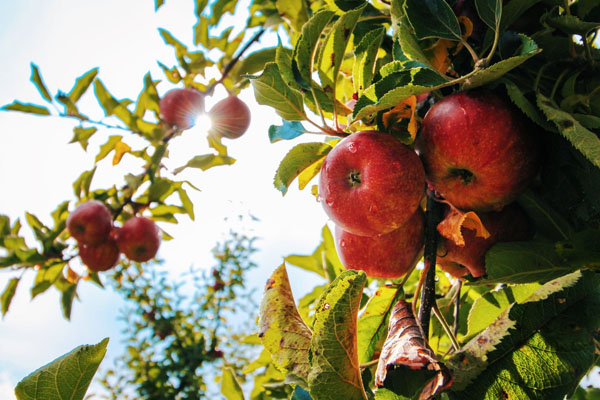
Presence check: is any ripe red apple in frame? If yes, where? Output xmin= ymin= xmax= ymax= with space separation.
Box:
xmin=115 ymin=217 xmax=161 ymax=262
xmin=437 ymin=203 xmax=534 ymax=278
xmin=67 ymin=200 xmax=113 ymax=245
xmin=79 ymin=237 xmax=120 ymax=272
xmin=415 ymin=90 xmax=539 ymax=212
xmin=319 ymin=131 xmax=425 ymax=237
xmin=208 ymin=95 xmax=251 ymax=139
xmin=335 ymin=207 xmax=425 ymax=279
xmin=159 ymin=88 xmax=205 ymax=129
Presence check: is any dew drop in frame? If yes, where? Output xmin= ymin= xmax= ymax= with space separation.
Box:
xmin=347 ymin=142 xmax=357 ymax=153
xmin=368 ymin=203 xmax=378 ymax=212
xmin=326 ymin=199 xmax=335 ymax=208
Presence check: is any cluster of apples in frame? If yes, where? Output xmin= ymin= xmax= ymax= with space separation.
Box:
xmin=320 ymin=90 xmax=539 ymax=279
xmin=67 ymin=200 xmax=161 ymax=272
xmin=159 ymin=88 xmax=251 ymax=138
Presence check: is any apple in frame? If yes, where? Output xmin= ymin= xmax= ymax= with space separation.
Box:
xmin=319 ymin=131 xmax=426 ymax=237
xmin=79 ymin=237 xmax=120 ymax=272
xmin=415 ymin=90 xmax=539 ymax=212
xmin=159 ymin=88 xmax=205 ymax=129
xmin=437 ymin=203 xmax=534 ymax=278
xmin=67 ymin=200 xmax=113 ymax=245
xmin=335 ymin=207 xmax=425 ymax=279
xmin=115 ymin=217 xmax=161 ymax=262
xmin=208 ymin=95 xmax=251 ymax=139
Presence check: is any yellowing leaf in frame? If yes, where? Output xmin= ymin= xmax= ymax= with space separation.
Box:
xmin=112 ymin=140 xmax=131 ymax=166
xmin=298 ymin=158 xmax=325 ymax=190
xmin=437 ymin=207 xmax=490 ymax=247
xmin=382 ymin=95 xmax=418 ymax=142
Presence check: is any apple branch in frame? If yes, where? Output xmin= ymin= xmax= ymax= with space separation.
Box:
xmin=417 ymin=193 xmax=443 ymax=338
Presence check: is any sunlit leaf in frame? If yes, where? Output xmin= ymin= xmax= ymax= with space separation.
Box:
xmin=1 ymin=101 xmax=50 ymax=116
xmin=273 ymin=142 xmax=332 ymax=195
xmin=1 ymin=278 xmax=19 ymax=317
xmin=68 ymin=68 xmax=99 ymax=103
xmin=220 ymin=367 xmax=245 ymax=400
xmin=251 ymin=62 xmax=307 ymax=121
xmin=30 ymin=63 xmax=52 ymax=102
xmin=173 ymin=154 xmax=236 ymax=174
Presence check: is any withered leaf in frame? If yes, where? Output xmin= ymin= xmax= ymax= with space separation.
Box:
xmin=375 ymin=299 xmax=452 ymax=400
xmin=437 ymin=206 xmax=490 ymax=247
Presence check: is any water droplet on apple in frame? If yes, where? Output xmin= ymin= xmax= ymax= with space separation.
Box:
xmin=347 ymin=142 xmax=357 ymax=153
xmin=368 ymin=203 xmax=378 ymax=212
xmin=340 ymin=240 xmax=347 ymax=248
xmin=326 ymin=199 xmax=335 ymax=208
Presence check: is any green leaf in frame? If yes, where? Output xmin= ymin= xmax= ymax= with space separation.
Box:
xmin=72 ymin=167 xmax=96 ymax=199
xmin=545 ymin=15 xmax=600 ymax=36
xmin=404 ymin=0 xmax=462 ymax=41
xmin=504 ymin=81 xmax=554 ymax=131
xmin=1 ymin=278 xmax=19 ymax=317
xmin=268 ymin=121 xmax=307 ymax=143
xmin=353 ymin=27 xmax=385 ymax=95
xmin=93 ymin=80 xmax=135 ymax=128
xmin=177 ymin=187 xmax=194 ymax=220
xmin=516 ymin=190 xmax=573 ymax=241
xmin=462 ymin=35 xmax=541 ymax=90
xmin=317 ymin=4 xmax=366 ymax=102
xmin=69 ymin=127 xmax=97 ymax=151
xmin=31 ymin=263 xmax=65 ymax=299
xmin=134 ymin=73 xmax=160 ymax=118
xmin=173 ymin=154 xmax=235 ymax=174
xmin=95 ymin=135 xmax=122 ymax=163
xmin=220 ymin=367 xmax=245 ymax=400
xmin=1 ymin=101 xmax=50 ymax=116
xmin=276 ymin=44 xmax=303 ymax=92
xmin=273 ymin=142 xmax=332 ymax=195
xmin=392 ymin=16 xmax=437 ymax=72
xmin=235 ymin=47 xmax=278 ymax=77
xmin=285 ymin=224 xmax=344 ymax=280
xmin=259 ymin=264 xmax=312 ymax=380
xmin=147 ymin=178 xmax=175 ymax=202
xmin=291 ymin=385 xmax=313 ymax=400
xmin=155 ymin=0 xmax=164 ymax=11
xmin=475 ymin=0 xmax=502 ymax=31
xmin=14 ymin=338 xmax=108 ymax=400
xmin=68 ymin=68 xmax=98 ymax=103
xmin=59 ymin=282 xmax=77 ymax=320
xmin=308 ymin=270 xmax=368 ymax=400
xmin=30 ymin=63 xmax=52 ymax=102
xmin=276 ymin=0 xmax=309 ymax=32
xmin=537 ymin=93 xmax=600 ymax=169
xmin=251 ymin=62 xmax=307 ymax=121
xmin=294 ymin=10 xmax=336 ymax=86
xmin=449 ymin=271 xmax=600 ymax=399
xmin=357 ymin=286 xmax=404 ymax=364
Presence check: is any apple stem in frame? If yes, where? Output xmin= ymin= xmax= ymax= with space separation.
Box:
xmin=453 ymin=279 xmax=462 ymax=337
xmin=417 ymin=193 xmax=444 ymax=339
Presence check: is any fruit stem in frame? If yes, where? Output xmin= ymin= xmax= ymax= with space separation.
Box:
xmin=417 ymin=194 xmax=443 ymax=339
xmin=431 ymin=304 xmax=460 ymax=353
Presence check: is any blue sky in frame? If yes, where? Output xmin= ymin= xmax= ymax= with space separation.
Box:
xmin=0 ymin=0 xmax=328 ymax=397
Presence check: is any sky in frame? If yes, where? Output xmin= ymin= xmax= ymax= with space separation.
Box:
xmin=0 ymin=0 xmax=330 ymax=397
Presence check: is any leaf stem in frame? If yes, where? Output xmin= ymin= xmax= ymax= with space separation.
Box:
xmin=431 ymin=304 xmax=460 ymax=352
xmin=453 ymin=279 xmax=462 ymax=337
xmin=360 ymin=359 xmax=380 ymax=369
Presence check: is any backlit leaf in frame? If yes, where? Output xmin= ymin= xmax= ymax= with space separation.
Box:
xmin=220 ymin=367 xmax=245 ymax=400
xmin=69 ymin=127 xmax=97 ymax=151
xmin=173 ymin=154 xmax=235 ymax=174
xmin=268 ymin=121 xmax=307 ymax=143
xmin=353 ymin=27 xmax=385 ymax=95
xmin=1 ymin=101 xmax=50 ymax=116
xmin=68 ymin=68 xmax=98 ymax=103
xmin=1 ymin=278 xmax=19 ymax=317
xmin=30 ymin=63 xmax=52 ymax=102
xmin=285 ymin=224 xmax=344 ymax=280
xmin=251 ymin=63 xmax=306 ymax=121
xmin=294 ymin=10 xmax=336 ymax=85
xmin=273 ymin=142 xmax=332 ymax=195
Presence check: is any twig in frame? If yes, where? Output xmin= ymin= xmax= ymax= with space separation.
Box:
xmin=418 ymin=193 xmax=443 ymax=339
xmin=431 ymin=304 xmax=460 ymax=352
xmin=453 ymin=279 xmax=462 ymax=337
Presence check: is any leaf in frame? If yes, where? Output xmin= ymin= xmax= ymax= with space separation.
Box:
xmin=268 ymin=121 xmax=307 ymax=143
xmin=462 ymin=35 xmax=541 ymax=90
xmin=1 ymin=278 xmax=19 ymax=317
xmin=72 ymin=168 xmax=96 ymax=199
xmin=354 ymin=27 xmax=385 ymax=95
xmin=69 ymin=127 xmax=97 ymax=151
xmin=221 ymin=367 xmax=245 ymax=400
xmin=437 ymin=208 xmax=490 ymax=247
xmin=273 ymin=142 xmax=332 ymax=195
xmin=29 ymin=63 xmax=52 ymax=102
xmin=285 ymin=224 xmax=344 ymax=280
xmin=475 ymin=0 xmax=502 ymax=32
xmin=68 ymin=68 xmax=99 ymax=103
xmin=357 ymin=286 xmax=404 ymax=364
xmin=516 ymin=190 xmax=573 ymax=241
xmin=59 ymin=282 xmax=77 ymax=320
xmin=294 ymin=10 xmax=336 ymax=86
xmin=308 ymin=270 xmax=368 ymax=400
xmin=545 ymin=15 xmax=600 ymax=36
xmin=259 ymin=264 xmax=312 ymax=380
xmin=504 ymin=81 xmax=554 ymax=131
xmin=155 ymin=0 xmax=164 ymax=11
xmin=404 ymin=0 xmax=462 ymax=41
xmin=31 ymin=263 xmax=65 ymax=299
xmin=251 ymin=62 xmax=307 ymax=121
xmin=14 ymin=338 xmax=108 ymax=400
xmin=276 ymin=0 xmax=309 ymax=32
xmin=291 ymin=385 xmax=313 ymax=400
xmin=173 ymin=154 xmax=235 ymax=174
xmin=448 ymin=271 xmax=600 ymax=398
xmin=393 ymin=16 xmax=437 ymax=72
xmin=134 ymin=73 xmax=160 ymax=118
xmin=95 ymin=135 xmax=122 ymax=163
xmin=317 ymin=4 xmax=366 ymax=103
xmin=537 ymin=93 xmax=600 ymax=169
xmin=1 ymin=101 xmax=50 ymax=116
xmin=375 ymin=299 xmax=453 ymax=399
xmin=112 ymin=140 xmax=131 ymax=166
xmin=297 ymin=157 xmax=325 ymax=191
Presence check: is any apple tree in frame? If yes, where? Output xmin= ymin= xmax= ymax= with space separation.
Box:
xmin=3 ymin=0 xmax=600 ymax=399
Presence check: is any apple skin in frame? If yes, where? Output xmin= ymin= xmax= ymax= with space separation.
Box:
xmin=335 ymin=207 xmax=425 ymax=279
xmin=79 ymin=237 xmax=120 ymax=272
xmin=115 ymin=217 xmax=161 ymax=262
xmin=319 ymin=131 xmax=426 ymax=237
xmin=67 ymin=200 xmax=113 ymax=245
xmin=415 ymin=90 xmax=539 ymax=212
xmin=437 ymin=203 xmax=534 ymax=278
xmin=159 ymin=88 xmax=205 ymax=129
xmin=208 ymin=95 xmax=251 ymax=139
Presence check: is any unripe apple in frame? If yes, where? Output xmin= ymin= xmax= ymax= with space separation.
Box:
xmin=115 ymin=217 xmax=161 ymax=262
xmin=437 ymin=203 xmax=534 ymax=278
xmin=159 ymin=88 xmax=205 ymax=129
xmin=319 ymin=131 xmax=425 ymax=237
xmin=208 ymin=95 xmax=251 ymax=139
xmin=79 ymin=237 xmax=120 ymax=272
xmin=415 ymin=90 xmax=539 ymax=212
xmin=67 ymin=200 xmax=113 ymax=245
xmin=335 ymin=207 xmax=425 ymax=279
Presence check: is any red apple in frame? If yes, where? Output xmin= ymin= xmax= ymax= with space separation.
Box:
xmin=335 ymin=207 xmax=425 ymax=279
xmin=415 ymin=90 xmax=539 ymax=212
xmin=437 ymin=203 xmax=534 ymax=278
xmin=319 ymin=131 xmax=425 ymax=237
xmin=208 ymin=95 xmax=251 ymax=139
xmin=79 ymin=237 xmax=120 ymax=272
xmin=115 ymin=217 xmax=161 ymax=262
xmin=67 ymin=200 xmax=113 ymax=245
xmin=159 ymin=88 xmax=205 ymax=129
